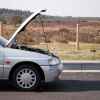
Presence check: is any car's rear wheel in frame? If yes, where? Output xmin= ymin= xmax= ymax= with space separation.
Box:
xmin=12 ymin=64 xmax=41 ymax=91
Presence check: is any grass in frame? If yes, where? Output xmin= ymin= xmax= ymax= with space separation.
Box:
xmin=32 ymin=42 xmax=100 ymax=60
xmin=59 ymin=55 xmax=95 ymax=60
xmin=59 ymin=52 xmax=100 ymax=60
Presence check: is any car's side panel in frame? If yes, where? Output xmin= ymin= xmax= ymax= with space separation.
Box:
xmin=2 ymin=48 xmax=63 ymax=82
xmin=0 ymin=48 xmax=4 ymax=78
xmin=3 ymin=48 xmax=50 ymax=79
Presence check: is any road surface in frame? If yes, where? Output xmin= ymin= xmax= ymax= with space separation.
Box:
xmin=0 ymin=61 xmax=99 ymax=100
xmin=63 ymin=61 xmax=100 ymax=71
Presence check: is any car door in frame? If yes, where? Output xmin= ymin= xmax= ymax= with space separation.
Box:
xmin=0 ymin=47 xmax=4 ymax=78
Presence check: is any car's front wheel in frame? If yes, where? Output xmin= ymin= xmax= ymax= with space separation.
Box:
xmin=12 ymin=64 xmax=41 ymax=91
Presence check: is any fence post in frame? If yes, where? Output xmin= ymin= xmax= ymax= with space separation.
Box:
xmin=76 ymin=24 xmax=80 ymax=50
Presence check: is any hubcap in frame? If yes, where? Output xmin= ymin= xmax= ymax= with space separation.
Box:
xmin=16 ymin=68 xmax=36 ymax=89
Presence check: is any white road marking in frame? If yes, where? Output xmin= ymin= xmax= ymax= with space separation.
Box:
xmin=63 ymin=70 xmax=100 ymax=73
xmin=62 ymin=60 xmax=100 ymax=63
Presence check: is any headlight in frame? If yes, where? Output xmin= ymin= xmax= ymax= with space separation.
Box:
xmin=48 ymin=57 xmax=60 ymax=65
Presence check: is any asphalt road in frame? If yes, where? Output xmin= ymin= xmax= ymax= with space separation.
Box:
xmin=63 ymin=61 xmax=100 ymax=70
xmin=0 ymin=72 xmax=100 ymax=100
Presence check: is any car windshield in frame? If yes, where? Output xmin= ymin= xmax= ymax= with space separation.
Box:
xmin=0 ymin=36 xmax=8 ymax=47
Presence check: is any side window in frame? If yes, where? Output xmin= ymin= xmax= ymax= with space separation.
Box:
xmin=0 ymin=36 xmax=7 ymax=47
xmin=0 ymin=41 xmax=4 ymax=47
xmin=0 ymin=45 xmax=2 ymax=48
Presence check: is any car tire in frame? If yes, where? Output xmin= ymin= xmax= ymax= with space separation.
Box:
xmin=12 ymin=64 xmax=41 ymax=91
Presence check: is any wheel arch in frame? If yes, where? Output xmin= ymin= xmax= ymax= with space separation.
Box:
xmin=9 ymin=61 xmax=45 ymax=82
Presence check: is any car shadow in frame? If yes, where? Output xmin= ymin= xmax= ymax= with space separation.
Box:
xmin=0 ymin=80 xmax=100 ymax=92
xmin=39 ymin=80 xmax=100 ymax=92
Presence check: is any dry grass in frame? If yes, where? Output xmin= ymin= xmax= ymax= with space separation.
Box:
xmin=1 ymin=23 xmax=100 ymax=60
xmin=32 ymin=42 xmax=100 ymax=60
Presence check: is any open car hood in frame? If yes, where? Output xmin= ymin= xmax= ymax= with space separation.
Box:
xmin=6 ymin=9 xmax=46 ymax=46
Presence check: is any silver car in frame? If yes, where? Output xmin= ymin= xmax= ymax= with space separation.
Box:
xmin=0 ymin=10 xmax=63 ymax=91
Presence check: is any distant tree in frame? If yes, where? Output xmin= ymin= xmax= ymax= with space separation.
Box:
xmin=12 ymin=16 xmax=22 ymax=24
xmin=0 ymin=17 xmax=6 ymax=24
xmin=6 ymin=16 xmax=22 ymax=25
xmin=59 ymin=28 xmax=70 ymax=33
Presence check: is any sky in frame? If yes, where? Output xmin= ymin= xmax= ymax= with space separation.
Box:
xmin=0 ymin=0 xmax=100 ymax=17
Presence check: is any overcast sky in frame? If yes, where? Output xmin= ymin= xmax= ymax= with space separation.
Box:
xmin=0 ymin=0 xmax=100 ymax=17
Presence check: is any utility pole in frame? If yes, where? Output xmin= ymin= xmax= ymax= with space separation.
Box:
xmin=76 ymin=24 xmax=80 ymax=50
xmin=0 ymin=22 xmax=3 ymax=36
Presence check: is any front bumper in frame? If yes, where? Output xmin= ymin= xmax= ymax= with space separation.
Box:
xmin=41 ymin=63 xmax=63 ymax=82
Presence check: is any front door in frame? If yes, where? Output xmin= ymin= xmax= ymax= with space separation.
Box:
xmin=0 ymin=47 xmax=4 ymax=78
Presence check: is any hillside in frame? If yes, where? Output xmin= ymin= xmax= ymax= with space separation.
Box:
xmin=0 ymin=8 xmax=100 ymax=22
